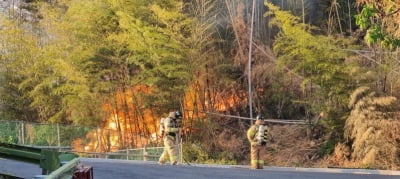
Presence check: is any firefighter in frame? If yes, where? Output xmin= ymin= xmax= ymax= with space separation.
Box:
xmin=247 ymin=114 xmax=269 ymax=169
xmin=158 ymin=111 xmax=182 ymax=165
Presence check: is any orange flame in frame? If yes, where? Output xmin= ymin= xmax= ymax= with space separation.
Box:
xmin=72 ymin=83 xmax=244 ymax=153
xmin=72 ymin=85 xmax=157 ymax=152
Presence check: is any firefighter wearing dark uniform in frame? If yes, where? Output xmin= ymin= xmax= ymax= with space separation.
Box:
xmin=247 ymin=114 xmax=269 ymax=169
xmin=158 ymin=111 xmax=182 ymax=165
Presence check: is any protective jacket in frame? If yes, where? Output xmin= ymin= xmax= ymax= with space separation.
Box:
xmin=247 ymin=124 xmax=268 ymax=146
xmin=158 ymin=116 xmax=180 ymax=165
xmin=247 ymin=122 xmax=269 ymax=169
xmin=163 ymin=117 xmax=179 ymax=137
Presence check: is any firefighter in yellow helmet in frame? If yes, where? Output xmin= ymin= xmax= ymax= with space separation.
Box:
xmin=247 ymin=114 xmax=269 ymax=169
xmin=158 ymin=111 xmax=182 ymax=165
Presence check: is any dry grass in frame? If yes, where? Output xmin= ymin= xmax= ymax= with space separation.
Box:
xmin=326 ymin=86 xmax=400 ymax=170
xmin=262 ymin=125 xmax=325 ymax=167
xmin=258 ymin=109 xmax=400 ymax=170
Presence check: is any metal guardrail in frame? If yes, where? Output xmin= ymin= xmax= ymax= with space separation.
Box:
xmin=72 ymin=151 xmax=159 ymax=160
xmin=22 ymin=145 xmax=72 ymax=152
xmin=70 ymin=146 xmax=166 ymax=161
xmin=66 ymin=145 xmax=184 ymax=164
xmin=0 ymin=143 xmax=58 ymax=174
xmin=0 ymin=143 xmax=79 ymax=176
xmin=0 ymin=143 xmax=41 ymax=163
xmin=45 ymin=158 xmax=80 ymax=179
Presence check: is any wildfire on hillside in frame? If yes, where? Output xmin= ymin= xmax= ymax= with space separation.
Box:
xmin=72 ymin=85 xmax=157 ymax=153
xmin=182 ymin=84 xmax=244 ymax=134
xmin=72 ymin=84 xmax=243 ymax=153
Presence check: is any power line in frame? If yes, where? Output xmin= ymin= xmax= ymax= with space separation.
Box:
xmin=185 ymin=110 xmax=306 ymax=125
xmin=340 ymin=48 xmax=399 ymax=54
xmin=343 ymin=48 xmax=400 ymax=75
xmin=204 ymin=111 xmax=306 ymax=124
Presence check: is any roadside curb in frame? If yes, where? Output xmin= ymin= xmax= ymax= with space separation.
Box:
xmin=192 ymin=163 xmax=400 ymax=176
xmin=81 ymin=158 xmax=400 ymax=176
xmin=263 ymin=166 xmax=400 ymax=176
xmin=80 ymin=158 xmax=156 ymax=165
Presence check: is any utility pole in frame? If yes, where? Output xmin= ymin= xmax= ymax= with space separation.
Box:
xmin=248 ymin=0 xmax=256 ymax=124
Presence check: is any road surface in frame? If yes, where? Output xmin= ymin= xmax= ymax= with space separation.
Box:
xmin=1 ymin=158 xmax=400 ymax=179
xmin=81 ymin=158 xmax=400 ymax=179
xmin=0 ymin=158 xmax=41 ymax=178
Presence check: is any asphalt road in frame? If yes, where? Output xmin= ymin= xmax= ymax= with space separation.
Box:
xmin=81 ymin=158 xmax=400 ymax=179
xmin=1 ymin=158 xmax=400 ymax=179
xmin=0 ymin=158 xmax=41 ymax=178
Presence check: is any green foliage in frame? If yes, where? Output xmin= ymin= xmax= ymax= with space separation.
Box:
xmin=364 ymin=25 xmax=384 ymax=46
xmin=183 ymin=142 xmax=237 ymax=165
xmin=266 ymin=2 xmax=355 ymax=119
xmin=318 ymin=134 xmax=339 ymax=156
xmin=183 ymin=115 xmax=242 ymax=165
xmin=33 ymin=124 xmax=58 ymax=145
xmin=0 ymin=122 xmax=18 ymax=144
xmin=0 ymin=17 xmax=40 ymax=122
xmin=0 ymin=120 xmax=93 ymax=146
xmin=355 ymin=2 xmax=400 ymax=48
xmin=183 ymin=143 xmax=210 ymax=163
xmin=357 ymin=14 xmax=399 ymax=48
xmin=354 ymin=6 xmax=385 ymax=46
xmin=258 ymin=73 xmax=302 ymax=119
xmin=1 ymin=0 xmax=195 ymax=124
xmin=354 ymin=5 xmax=376 ymax=30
